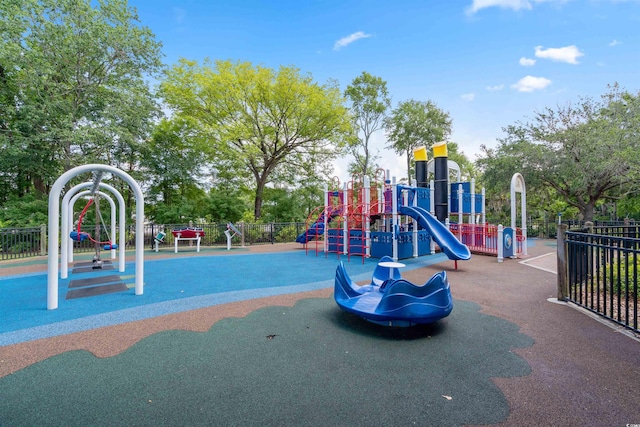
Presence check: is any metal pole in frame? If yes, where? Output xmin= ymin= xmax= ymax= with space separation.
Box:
xmin=557 ymin=223 xmax=568 ymax=300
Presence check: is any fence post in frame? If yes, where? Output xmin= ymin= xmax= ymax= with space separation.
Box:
xmin=557 ymin=223 xmax=568 ymax=300
xmin=497 ymin=224 xmax=504 ymax=263
xmin=40 ymin=224 xmax=47 ymax=256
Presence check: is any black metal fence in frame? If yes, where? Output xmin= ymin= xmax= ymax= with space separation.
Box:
xmin=0 ymin=226 xmax=45 ymax=260
xmin=144 ymin=222 xmax=307 ymax=249
xmin=0 ymin=222 xmax=308 ymax=261
xmin=527 ymin=219 xmax=557 ymax=239
xmin=526 ymin=219 xmax=636 ymax=240
xmin=565 ymin=226 xmax=639 ymax=333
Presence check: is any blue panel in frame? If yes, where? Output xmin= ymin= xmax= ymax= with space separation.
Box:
xmin=371 ymin=232 xmax=392 ymax=258
xmin=462 ymin=193 xmax=472 ymax=214
xmin=416 ymin=187 xmax=431 ymax=211
xmin=450 ymin=182 xmax=471 ymax=193
xmin=327 ymin=229 xmax=343 ymax=252
xmin=475 ymin=196 xmax=483 ymax=213
xmin=397 ymin=231 xmax=413 ymax=259
xmin=503 ymin=227 xmax=515 ymax=258
xmin=417 ymin=230 xmax=431 ymax=255
xmin=349 ymin=230 xmax=366 ymax=255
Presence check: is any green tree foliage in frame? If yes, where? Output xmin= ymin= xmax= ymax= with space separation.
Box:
xmin=0 ymin=0 xmax=163 ymax=200
xmin=344 ymin=72 xmax=391 ymax=179
xmin=616 ymin=196 xmax=640 ymax=220
xmin=383 ymin=99 xmax=452 ymax=182
xmin=0 ymin=194 xmax=48 ymax=227
xmin=160 ymin=59 xmax=353 ymax=220
xmin=141 ymin=118 xmax=209 ymax=222
xmin=445 ymin=142 xmax=476 ymax=183
xmin=478 ymin=84 xmax=640 ymax=222
xmin=205 ymin=188 xmax=248 ymax=224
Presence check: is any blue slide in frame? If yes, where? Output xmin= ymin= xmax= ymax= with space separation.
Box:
xmin=296 ymin=218 xmax=325 ymax=243
xmin=296 ymin=212 xmax=331 ymax=244
xmin=296 ymin=208 xmax=343 ymax=244
xmin=398 ymin=205 xmax=471 ymax=261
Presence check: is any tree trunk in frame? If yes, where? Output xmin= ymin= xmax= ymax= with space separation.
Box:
xmin=254 ymin=175 xmax=269 ymax=220
xmin=583 ymin=201 xmax=596 ymax=222
xmin=33 ymin=177 xmax=47 ymax=195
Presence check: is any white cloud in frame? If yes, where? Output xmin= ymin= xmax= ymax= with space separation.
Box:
xmin=511 ymin=75 xmax=552 ymax=92
xmin=534 ymin=45 xmax=584 ymax=64
xmin=466 ymin=0 xmax=532 ymax=14
xmin=609 ymin=39 xmax=621 ymax=46
xmin=461 ymin=93 xmax=476 ymax=101
xmin=486 ymin=84 xmax=505 ymax=91
xmin=519 ymin=57 xmax=536 ymax=66
xmin=333 ymin=31 xmax=372 ymax=51
xmin=173 ymin=7 xmax=186 ymax=24
xmin=466 ymin=0 xmax=569 ymax=14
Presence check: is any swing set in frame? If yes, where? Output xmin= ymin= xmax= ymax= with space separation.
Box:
xmin=69 ymin=194 xmax=118 ymax=269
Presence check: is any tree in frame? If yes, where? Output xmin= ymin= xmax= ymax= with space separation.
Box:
xmin=160 ymin=59 xmax=353 ymax=220
xmin=445 ymin=142 xmax=476 ymax=182
xmin=344 ymin=72 xmax=391 ymax=179
xmin=383 ymin=99 xmax=452 ymax=182
xmin=478 ymin=84 xmax=640 ymax=222
xmin=0 ymin=0 xmax=163 ymax=198
xmin=141 ymin=118 xmax=210 ymax=223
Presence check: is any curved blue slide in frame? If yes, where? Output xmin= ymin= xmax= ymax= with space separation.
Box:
xmin=398 ymin=205 xmax=471 ymax=261
xmin=296 ymin=219 xmax=326 ymax=243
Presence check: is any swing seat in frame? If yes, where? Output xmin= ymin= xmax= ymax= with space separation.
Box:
xmin=70 ymin=231 xmax=89 ymax=242
xmin=103 ymin=244 xmax=118 ymax=250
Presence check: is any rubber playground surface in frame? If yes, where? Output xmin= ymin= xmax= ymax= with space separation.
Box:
xmin=1 ymin=241 xmax=639 ymax=426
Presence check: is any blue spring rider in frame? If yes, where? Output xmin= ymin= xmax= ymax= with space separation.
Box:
xmin=334 ymin=256 xmax=453 ymax=327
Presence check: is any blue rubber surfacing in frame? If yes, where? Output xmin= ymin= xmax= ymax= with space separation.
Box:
xmin=0 ymin=250 xmax=449 ymax=345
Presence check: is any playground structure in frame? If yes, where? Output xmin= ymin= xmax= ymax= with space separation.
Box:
xmin=47 ymin=164 xmax=144 ymax=310
xmin=299 ymin=142 xmax=527 ymax=263
xmin=330 ymin=142 xmax=527 ymax=326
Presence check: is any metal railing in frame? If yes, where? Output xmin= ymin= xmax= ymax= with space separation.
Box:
xmin=0 ymin=226 xmax=45 ymax=260
xmin=0 ymin=222 xmax=307 ymax=261
xmin=146 ymin=222 xmax=306 ymax=249
xmin=563 ymin=226 xmax=639 ymax=333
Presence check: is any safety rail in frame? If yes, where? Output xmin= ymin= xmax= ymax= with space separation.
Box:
xmin=564 ymin=228 xmax=639 ymax=333
xmin=450 ymin=224 xmax=525 ymax=257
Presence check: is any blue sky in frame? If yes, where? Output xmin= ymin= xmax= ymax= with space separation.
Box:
xmin=132 ymin=0 xmax=640 ymax=181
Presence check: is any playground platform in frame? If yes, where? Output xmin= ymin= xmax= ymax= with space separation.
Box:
xmin=1 ymin=240 xmax=639 ymax=426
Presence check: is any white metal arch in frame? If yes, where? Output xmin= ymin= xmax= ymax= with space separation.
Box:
xmin=510 ymin=173 xmax=527 ymax=256
xmin=48 ymin=164 xmax=144 ymax=310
